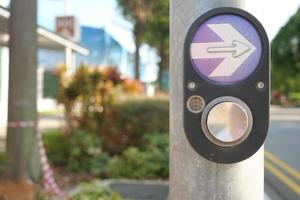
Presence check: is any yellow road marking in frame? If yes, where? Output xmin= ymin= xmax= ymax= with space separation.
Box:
xmin=265 ymin=160 xmax=300 ymax=196
xmin=265 ymin=150 xmax=300 ymax=181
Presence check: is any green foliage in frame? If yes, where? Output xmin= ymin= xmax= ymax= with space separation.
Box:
xmin=142 ymin=0 xmax=169 ymax=88
xmin=44 ymin=131 xmax=169 ymax=179
xmin=57 ymin=65 xmax=167 ymax=154
xmin=57 ymin=65 xmax=144 ymax=152
xmin=117 ymin=0 xmax=156 ymax=79
xmin=57 ymin=65 xmax=118 ymax=134
xmin=51 ymin=65 xmax=170 ymax=177
xmin=72 ymin=182 xmax=123 ymax=200
xmin=271 ymin=7 xmax=300 ymax=95
xmin=118 ymin=0 xmax=169 ymax=88
xmin=109 ymin=134 xmax=169 ymax=179
xmin=100 ymin=98 xmax=169 ymax=154
xmin=44 ymin=130 xmax=109 ymax=175
xmin=117 ymin=0 xmax=155 ymax=28
xmin=43 ymin=130 xmax=70 ymax=166
xmin=290 ymin=92 xmax=300 ymax=102
xmin=67 ymin=130 xmax=109 ymax=175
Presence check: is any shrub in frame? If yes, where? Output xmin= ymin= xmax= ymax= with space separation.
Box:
xmin=109 ymin=133 xmax=169 ymax=179
xmin=43 ymin=130 xmax=70 ymax=166
xmin=72 ymin=181 xmax=123 ymax=200
xmin=56 ymin=65 xmax=143 ymax=134
xmin=100 ymin=98 xmax=169 ymax=154
xmin=44 ymin=130 xmax=170 ymax=179
xmin=55 ymin=65 xmax=169 ymax=154
xmin=44 ymin=130 xmax=109 ymax=176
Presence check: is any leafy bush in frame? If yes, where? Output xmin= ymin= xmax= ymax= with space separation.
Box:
xmin=44 ymin=131 xmax=169 ymax=179
xmin=55 ymin=65 xmax=169 ymax=154
xmin=271 ymin=8 xmax=300 ymax=95
xmin=44 ymin=130 xmax=109 ymax=175
xmin=56 ymin=65 xmax=143 ymax=135
xmin=109 ymin=133 xmax=169 ymax=179
xmin=72 ymin=182 xmax=123 ymax=200
xmin=100 ymin=98 xmax=169 ymax=154
xmin=290 ymin=92 xmax=300 ymax=104
xmin=43 ymin=130 xmax=70 ymax=166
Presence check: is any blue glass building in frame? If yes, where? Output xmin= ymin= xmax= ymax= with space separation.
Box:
xmin=39 ymin=26 xmax=135 ymax=78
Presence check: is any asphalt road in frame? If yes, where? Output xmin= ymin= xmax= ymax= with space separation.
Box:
xmin=265 ymin=107 xmax=300 ymax=200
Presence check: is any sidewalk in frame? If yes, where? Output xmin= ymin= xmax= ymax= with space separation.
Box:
xmin=70 ymin=179 xmax=273 ymax=200
xmin=270 ymin=105 xmax=300 ymax=121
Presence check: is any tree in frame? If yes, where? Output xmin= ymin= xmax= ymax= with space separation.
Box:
xmin=5 ymin=0 xmax=41 ymax=181
xmin=117 ymin=0 xmax=155 ymax=80
xmin=142 ymin=0 xmax=169 ymax=90
xmin=271 ymin=7 xmax=300 ymax=95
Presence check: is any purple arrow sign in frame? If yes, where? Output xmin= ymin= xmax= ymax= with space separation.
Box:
xmin=190 ymin=14 xmax=262 ymax=84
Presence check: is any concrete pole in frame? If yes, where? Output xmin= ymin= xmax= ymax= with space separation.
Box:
xmin=6 ymin=0 xmax=41 ymax=181
xmin=169 ymin=1 xmax=264 ymax=200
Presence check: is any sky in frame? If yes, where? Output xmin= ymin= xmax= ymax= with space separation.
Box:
xmin=37 ymin=0 xmax=300 ymax=41
xmin=245 ymin=0 xmax=300 ymax=39
xmin=37 ymin=0 xmax=129 ymax=30
xmin=36 ymin=0 xmax=135 ymax=52
xmin=0 ymin=0 xmax=299 ymax=42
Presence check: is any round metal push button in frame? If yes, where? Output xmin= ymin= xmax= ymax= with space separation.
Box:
xmin=201 ymin=97 xmax=253 ymax=147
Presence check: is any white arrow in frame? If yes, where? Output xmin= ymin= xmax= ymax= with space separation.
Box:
xmin=207 ymin=40 xmax=250 ymax=58
xmin=191 ymin=23 xmax=256 ymax=77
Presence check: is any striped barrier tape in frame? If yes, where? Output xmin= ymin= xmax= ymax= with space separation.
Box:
xmin=7 ymin=121 xmax=35 ymax=128
xmin=7 ymin=120 xmax=67 ymax=198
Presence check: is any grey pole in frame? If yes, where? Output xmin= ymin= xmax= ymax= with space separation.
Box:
xmin=5 ymin=0 xmax=41 ymax=181
xmin=170 ymin=1 xmax=264 ymax=200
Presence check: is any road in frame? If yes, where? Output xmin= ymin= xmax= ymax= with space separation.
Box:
xmin=265 ymin=106 xmax=300 ymax=200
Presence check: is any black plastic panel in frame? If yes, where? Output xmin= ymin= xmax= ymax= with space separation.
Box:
xmin=183 ymin=7 xmax=269 ymax=164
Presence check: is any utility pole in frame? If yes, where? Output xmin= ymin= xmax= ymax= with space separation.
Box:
xmin=170 ymin=1 xmax=264 ymax=200
xmin=5 ymin=0 xmax=41 ymax=181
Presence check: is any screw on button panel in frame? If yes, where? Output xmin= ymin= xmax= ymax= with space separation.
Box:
xmin=187 ymin=81 xmax=197 ymax=90
xmin=256 ymin=81 xmax=265 ymax=90
xmin=187 ymin=95 xmax=205 ymax=113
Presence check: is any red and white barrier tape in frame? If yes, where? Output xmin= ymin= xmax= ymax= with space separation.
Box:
xmin=7 ymin=121 xmax=35 ymax=128
xmin=37 ymin=129 xmax=67 ymax=197
xmin=7 ymin=120 xmax=67 ymax=198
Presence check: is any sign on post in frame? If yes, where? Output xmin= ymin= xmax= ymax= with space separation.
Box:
xmin=56 ymin=16 xmax=80 ymax=42
xmin=184 ymin=7 xmax=269 ymax=163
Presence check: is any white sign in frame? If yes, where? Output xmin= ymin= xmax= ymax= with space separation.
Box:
xmin=56 ymin=16 xmax=80 ymax=42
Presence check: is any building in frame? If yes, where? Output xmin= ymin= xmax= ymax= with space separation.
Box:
xmin=76 ymin=25 xmax=159 ymax=92
xmin=77 ymin=24 xmax=159 ymax=83
xmin=0 ymin=6 xmax=89 ymax=131
xmin=38 ymin=25 xmax=135 ymax=75
xmin=40 ymin=24 xmax=159 ymax=95
xmin=76 ymin=25 xmax=135 ymax=78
